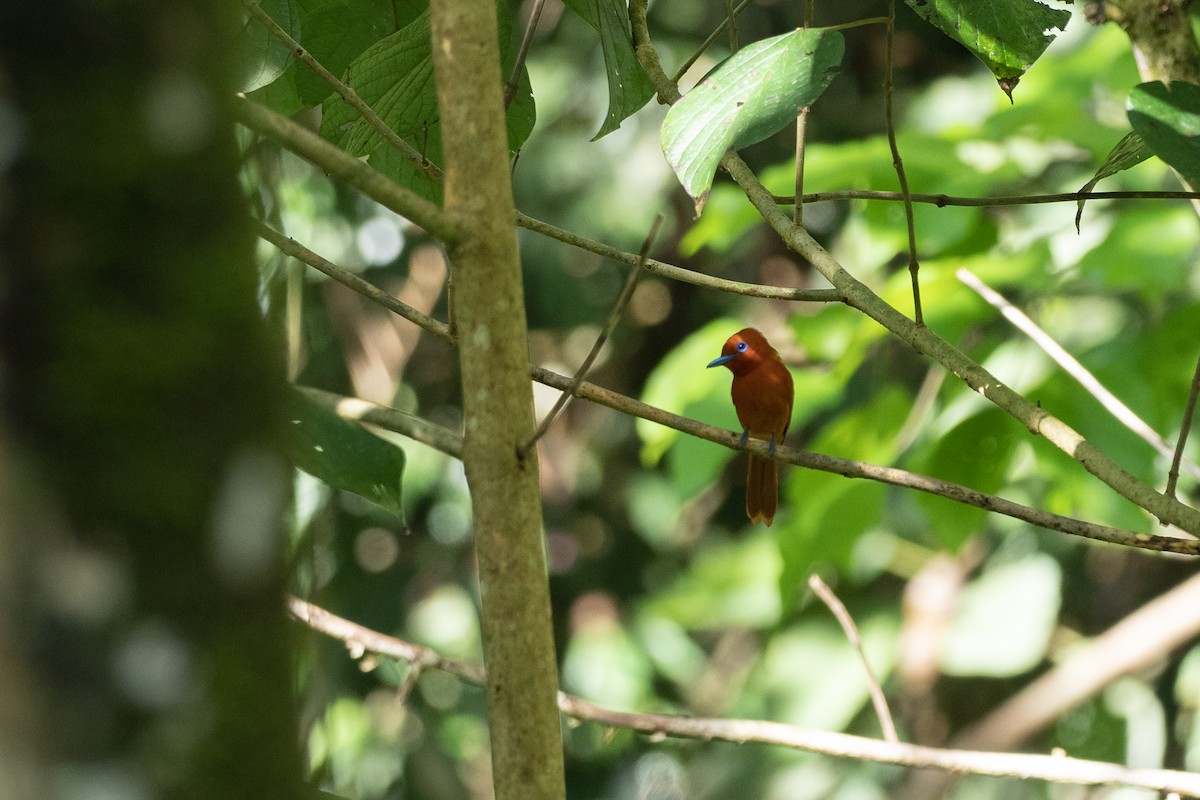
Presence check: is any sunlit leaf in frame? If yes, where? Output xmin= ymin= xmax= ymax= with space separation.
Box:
xmin=237 ymin=0 xmax=300 ymax=92
xmin=562 ymin=0 xmax=657 ymax=139
xmin=941 ymin=553 xmax=1061 ymax=676
xmin=1128 ymin=81 xmax=1200 ymax=188
xmin=905 ymin=0 xmax=1069 ymax=98
xmin=661 ymin=27 xmax=844 ymax=214
xmin=284 ymin=387 xmax=406 ymax=518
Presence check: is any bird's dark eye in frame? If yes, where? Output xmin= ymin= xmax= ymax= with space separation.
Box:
xmin=736 ymin=341 xmax=748 ymax=352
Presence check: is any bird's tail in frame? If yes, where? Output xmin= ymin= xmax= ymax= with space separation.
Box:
xmin=746 ymin=454 xmax=777 ymax=526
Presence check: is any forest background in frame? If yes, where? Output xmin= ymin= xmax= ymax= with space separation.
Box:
xmin=3 ymin=0 xmax=1200 ymax=799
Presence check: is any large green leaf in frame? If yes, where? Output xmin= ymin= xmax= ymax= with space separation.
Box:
xmin=661 ymin=27 xmax=844 ymax=214
xmin=904 ymin=0 xmax=1069 ymax=98
xmin=1128 ymin=81 xmax=1200 ymax=188
xmin=293 ymin=0 xmax=396 ymax=106
xmin=562 ymin=0 xmax=657 ymax=139
xmin=284 ymin=387 xmax=406 ymax=518
xmin=237 ymin=0 xmax=300 ymax=92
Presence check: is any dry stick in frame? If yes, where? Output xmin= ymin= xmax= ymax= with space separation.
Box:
xmin=241 ymin=0 xmax=442 ymax=182
xmin=899 ymin=569 xmax=1200 ymax=799
xmin=262 ymin=228 xmax=1200 ymax=555
xmin=808 ymin=575 xmax=899 ymax=744
xmin=520 ymin=215 xmax=662 ymax=456
xmin=793 ymin=0 xmax=814 ymax=226
xmin=883 ymin=0 xmax=922 ymax=325
xmin=958 ymin=268 xmax=1200 ymax=485
xmin=774 ymin=189 xmax=1200 ymax=207
xmin=287 ymin=596 xmax=1200 ymax=797
xmin=504 ymin=0 xmax=547 ymax=109
xmin=719 ymin=150 xmax=1200 ymax=536
xmin=1167 ymin=349 xmax=1200 ymax=497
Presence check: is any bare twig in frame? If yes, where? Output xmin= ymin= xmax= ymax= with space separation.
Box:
xmin=958 ymin=268 xmax=1200 ymax=485
xmin=1167 ymin=349 xmax=1200 ymax=497
xmin=520 ymin=215 xmax=662 ymax=456
xmin=725 ymin=0 xmax=739 ymax=52
xmin=670 ymin=0 xmax=755 ymax=84
xmin=808 ymin=575 xmax=899 ymax=743
xmin=793 ymin=0 xmax=814 ymax=227
xmin=883 ymin=0 xmax=921 ymax=324
xmin=253 ymin=220 xmax=452 ymax=339
xmin=773 ymin=189 xmax=1200 ymax=207
xmin=241 ymin=0 xmax=441 ymax=182
xmin=504 ymin=0 xmax=547 ymax=109
xmin=288 ymin=597 xmax=1200 ymax=797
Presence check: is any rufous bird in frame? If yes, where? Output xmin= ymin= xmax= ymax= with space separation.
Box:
xmin=707 ymin=328 xmax=794 ymax=526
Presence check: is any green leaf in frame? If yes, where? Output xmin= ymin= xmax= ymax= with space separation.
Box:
xmin=320 ymin=4 xmax=535 ymax=196
xmin=661 ymin=27 xmax=844 ymax=214
xmin=941 ymin=554 xmax=1061 ymax=677
xmin=904 ymin=0 xmax=1069 ymax=98
xmin=561 ymin=0 xmax=657 ymax=140
xmin=237 ymin=0 xmax=300 ymax=93
xmin=284 ymin=387 xmax=406 ymax=518
xmin=1128 ymin=81 xmax=1200 ymax=188
xmin=1076 ymin=131 xmax=1153 ymax=231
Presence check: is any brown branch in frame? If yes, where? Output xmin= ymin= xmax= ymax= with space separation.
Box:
xmin=287 ymin=597 xmax=1200 ymax=797
xmin=504 ymin=0 xmax=547 ymax=109
xmin=808 ymin=575 xmax=899 ymax=743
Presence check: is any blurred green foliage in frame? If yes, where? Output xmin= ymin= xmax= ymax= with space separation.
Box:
xmin=243 ymin=1 xmax=1200 ymax=798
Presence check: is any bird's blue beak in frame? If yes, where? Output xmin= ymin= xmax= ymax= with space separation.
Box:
xmin=707 ymin=353 xmax=737 ymax=368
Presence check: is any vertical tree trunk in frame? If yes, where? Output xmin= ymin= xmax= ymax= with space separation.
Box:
xmin=0 ymin=2 xmax=306 ymax=798
xmin=428 ymin=2 xmax=567 ymax=800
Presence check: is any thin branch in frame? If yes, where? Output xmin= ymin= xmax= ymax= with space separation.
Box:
xmin=257 ymin=229 xmax=1200 ymax=555
xmin=793 ymin=0 xmax=814 ymax=227
xmin=241 ymin=0 xmax=442 ymax=182
xmin=520 ymin=215 xmax=661 ymax=456
xmin=719 ymin=149 xmax=1200 ymax=536
xmin=233 ymin=98 xmax=459 ymax=242
xmin=253 ymin=220 xmax=452 ymax=340
xmin=1167 ymin=349 xmax=1200 ymax=497
xmin=725 ymin=0 xmax=739 ymax=53
xmin=808 ymin=575 xmax=899 ymax=743
xmin=504 ymin=0 xmax=547 ymax=109
xmin=288 ymin=597 xmax=1200 ymax=797
xmin=958 ymin=268 xmax=1200 ymax=485
xmin=515 ymin=212 xmax=843 ymax=302
xmin=671 ymin=0 xmax=755 ymax=84
xmin=883 ymin=0 xmax=922 ymax=324
xmin=774 ymin=188 xmax=1200 ymax=207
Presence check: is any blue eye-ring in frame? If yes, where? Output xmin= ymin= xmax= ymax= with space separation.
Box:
xmin=736 ymin=341 xmax=748 ymax=352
